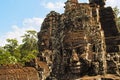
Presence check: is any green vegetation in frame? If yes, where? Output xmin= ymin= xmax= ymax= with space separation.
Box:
xmin=113 ymin=7 xmax=120 ymax=30
xmin=0 ymin=30 xmax=38 ymax=65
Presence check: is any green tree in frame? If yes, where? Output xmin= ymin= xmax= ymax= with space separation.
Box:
xmin=4 ymin=39 xmax=18 ymax=53
xmin=4 ymin=39 xmax=21 ymax=62
xmin=113 ymin=7 xmax=120 ymax=30
xmin=0 ymin=47 xmax=17 ymax=65
xmin=0 ymin=47 xmax=4 ymax=54
xmin=21 ymin=30 xmax=37 ymax=51
xmin=0 ymin=30 xmax=38 ymax=65
xmin=20 ymin=30 xmax=38 ymax=63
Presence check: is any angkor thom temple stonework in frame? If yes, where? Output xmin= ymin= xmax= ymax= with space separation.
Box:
xmin=38 ymin=0 xmax=120 ymax=79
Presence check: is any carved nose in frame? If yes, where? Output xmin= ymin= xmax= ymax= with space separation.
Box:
xmin=72 ymin=49 xmax=79 ymax=62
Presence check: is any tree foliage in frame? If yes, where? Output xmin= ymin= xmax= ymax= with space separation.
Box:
xmin=20 ymin=30 xmax=38 ymax=64
xmin=0 ymin=30 xmax=38 ymax=65
xmin=113 ymin=7 xmax=120 ymax=30
xmin=0 ymin=47 xmax=17 ymax=65
xmin=4 ymin=39 xmax=21 ymax=61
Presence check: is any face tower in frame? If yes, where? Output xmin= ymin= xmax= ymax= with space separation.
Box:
xmin=38 ymin=0 xmax=120 ymax=79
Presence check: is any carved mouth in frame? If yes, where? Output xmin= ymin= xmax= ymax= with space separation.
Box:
xmin=69 ymin=61 xmax=81 ymax=74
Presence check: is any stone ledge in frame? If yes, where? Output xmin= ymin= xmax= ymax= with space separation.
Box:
xmin=77 ymin=74 xmax=120 ymax=80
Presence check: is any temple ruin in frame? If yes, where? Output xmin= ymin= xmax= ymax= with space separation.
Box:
xmin=0 ymin=0 xmax=119 ymax=80
xmin=38 ymin=0 xmax=120 ymax=79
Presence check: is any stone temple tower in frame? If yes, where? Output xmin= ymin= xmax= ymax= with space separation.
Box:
xmin=38 ymin=0 xmax=120 ymax=79
xmin=65 ymin=0 xmax=78 ymax=12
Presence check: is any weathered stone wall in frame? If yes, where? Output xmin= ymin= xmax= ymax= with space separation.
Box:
xmin=0 ymin=65 xmax=40 ymax=80
xmin=100 ymin=7 xmax=120 ymax=76
xmin=38 ymin=0 xmax=120 ymax=80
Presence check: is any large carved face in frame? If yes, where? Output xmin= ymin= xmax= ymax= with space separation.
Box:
xmin=64 ymin=46 xmax=88 ymax=74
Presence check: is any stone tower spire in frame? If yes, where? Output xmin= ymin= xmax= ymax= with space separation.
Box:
xmin=65 ymin=0 xmax=78 ymax=12
xmin=68 ymin=0 xmax=78 ymax=3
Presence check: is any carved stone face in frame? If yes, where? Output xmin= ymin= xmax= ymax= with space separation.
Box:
xmin=64 ymin=47 xmax=84 ymax=73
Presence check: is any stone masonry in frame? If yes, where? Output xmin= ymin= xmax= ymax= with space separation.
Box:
xmin=38 ymin=0 xmax=120 ymax=80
